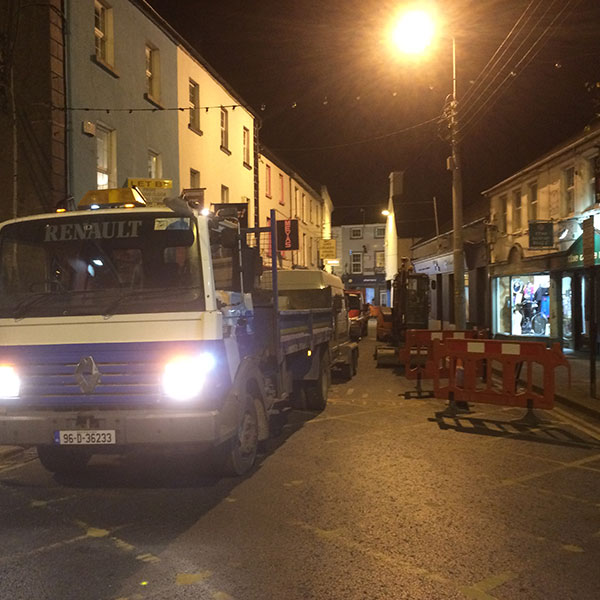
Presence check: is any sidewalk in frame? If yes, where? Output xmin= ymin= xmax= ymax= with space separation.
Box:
xmin=549 ymin=354 xmax=600 ymax=421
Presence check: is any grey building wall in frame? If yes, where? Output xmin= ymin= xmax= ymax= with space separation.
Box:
xmin=66 ymin=0 xmax=180 ymax=202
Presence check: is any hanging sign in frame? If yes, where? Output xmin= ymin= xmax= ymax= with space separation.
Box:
xmin=319 ymin=239 xmax=337 ymax=259
xmin=276 ymin=219 xmax=299 ymax=251
xmin=528 ymin=221 xmax=554 ymax=248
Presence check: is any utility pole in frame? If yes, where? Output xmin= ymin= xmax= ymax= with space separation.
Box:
xmin=450 ymin=36 xmax=466 ymax=329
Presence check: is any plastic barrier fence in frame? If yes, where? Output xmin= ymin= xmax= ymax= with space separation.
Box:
xmin=431 ymin=339 xmax=570 ymax=410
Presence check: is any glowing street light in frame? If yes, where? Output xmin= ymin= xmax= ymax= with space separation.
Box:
xmin=389 ymin=7 xmax=466 ymax=329
xmin=390 ymin=9 xmax=435 ymax=55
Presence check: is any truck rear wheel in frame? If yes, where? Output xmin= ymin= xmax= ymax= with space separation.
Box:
xmin=221 ymin=395 xmax=259 ymax=476
xmin=37 ymin=445 xmax=90 ymax=474
xmin=305 ymin=352 xmax=330 ymax=411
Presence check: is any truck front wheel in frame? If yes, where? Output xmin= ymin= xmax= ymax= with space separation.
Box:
xmin=305 ymin=352 xmax=330 ymax=411
xmin=37 ymin=445 xmax=90 ymax=474
xmin=222 ymin=395 xmax=259 ymax=476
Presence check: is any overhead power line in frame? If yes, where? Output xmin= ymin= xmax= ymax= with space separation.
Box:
xmin=458 ymin=0 xmax=577 ymax=140
xmin=270 ymin=115 xmax=441 ymax=152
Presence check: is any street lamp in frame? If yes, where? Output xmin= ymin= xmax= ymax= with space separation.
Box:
xmin=390 ymin=8 xmax=466 ymax=329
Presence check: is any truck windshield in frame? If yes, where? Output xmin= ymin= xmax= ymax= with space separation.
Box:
xmin=0 ymin=212 xmax=205 ymax=318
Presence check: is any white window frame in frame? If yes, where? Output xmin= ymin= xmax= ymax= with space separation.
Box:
xmin=375 ymin=250 xmax=385 ymax=269
xmin=96 ymin=124 xmax=115 ymax=190
xmin=220 ymin=108 xmax=229 ymax=150
xmin=528 ymin=182 xmax=538 ymax=221
xmin=351 ymin=252 xmax=363 ymax=274
xmin=499 ymin=195 xmax=507 ymax=232
xmin=94 ymin=0 xmax=113 ymax=66
xmin=350 ymin=227 xmax=363 ymax=239
xmin=145 ymin=44 xmax=160 ymax=101
xmin=589 ymin=156 xmax=598 ymax=207
xmin=147 ymin=150 xmax=161 ymax=179
xmin=221 ymin=185 xmax=229 ymax=203
xmin=265 ymin=164 xmax=272 ymax=197
xmin=512 ymin=188 xmax=521 ymax=232
xmin=374 ymin=226 xmax=385 ymax=238
xmin=243 ymin=127 xmax=250 ymax=166
xmin=294 ymin=188 xmax=299 ymax=217
xmin=188 ymin=79 xmax=200 ymax=131
xmin=564 ymin=166 xmax=575 ymax=216
xmin=278 ymin=173 xmax=285 ymax=205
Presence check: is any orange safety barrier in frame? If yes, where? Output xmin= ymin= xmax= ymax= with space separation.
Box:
xmin=400 ymin=329 xmax=488 ymax=399
xmin=431 ymin=338 xmax=570 ymax=410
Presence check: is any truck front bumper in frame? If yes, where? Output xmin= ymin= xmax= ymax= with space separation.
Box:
xmin=0 ymin=408 xmax=225 ymax=447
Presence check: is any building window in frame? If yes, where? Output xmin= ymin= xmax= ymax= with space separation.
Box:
xmin=512 ymin=189 xmax=521 ymax=232
xmin=190 ymin=168 xmax=200 ymax=188
xmin=302 ymin=194 xmax=307 ymax=222
xmin=220 ymin=108 xmax=229 ymax=150
xmin=94 ymin=1 xmax=113 ymax=66
xmin=294 ymin=188 xmax=299 ymax=217
xmin=528 ymin=182 xmax=538 ymax=221
xmin=310 ymin=236 xmax=314 ymax=266
xmin=498 ymin=195 xmax=507 ymax=232
xmin=147 ymin=150 xmax=161 ymax=178
xmin=302 ymin=233 xmax=307 ymax=266
xmin=188 ymin=79 xmax=200 ymax=131
xmin=374 ymin=226 xmax=385 ymax=238
xmin=221 ymin=185 xmax=229 ymax=203
xmin=145 ymin=45 xmax=160 ymax=101
xmin=279 ymin=173 xmax=285 ymax=205
xmin=351 ymin=252 xmax=363 ymax=274
xmin=242 ymin=127 xmax=251 ymax=166
xmin=96 ymin=124 xmax=115 ymax=189
xmin=564 ymin=166 xmax=575 ymax=215
xmin=375 ymin=250 xmax=385 ymax=269
xmin=265 ymin=164 xmax=272 ymax=197
xmin=589 ymin=156 xmax=598 ymax=207
xmin=350 ymin=227 xmax=363 ymax=239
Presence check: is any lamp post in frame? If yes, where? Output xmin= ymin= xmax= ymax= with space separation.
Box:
xmin=391 ymin=10 xmax=466 ymax=329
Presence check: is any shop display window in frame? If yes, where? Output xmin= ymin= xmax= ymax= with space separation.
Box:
xmin=494 ymin=273 xmax=550 ymax=336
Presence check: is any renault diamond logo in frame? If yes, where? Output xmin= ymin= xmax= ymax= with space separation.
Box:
xmin=74 ymin=356 xmax=101 ymax=394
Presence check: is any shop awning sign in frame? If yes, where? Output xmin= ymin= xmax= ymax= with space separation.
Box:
xmin=567 ymin=227 xmax=600 ymax=268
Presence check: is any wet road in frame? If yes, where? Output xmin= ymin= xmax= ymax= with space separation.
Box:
xmin=1 ymin=325 xmax=600 ymax=600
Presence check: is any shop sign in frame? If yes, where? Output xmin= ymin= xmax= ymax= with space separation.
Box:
xmin=127 ymin=178 xmax=173 ymax=206
xmin=528 ymin=221 xmax=554 ymax=248
xmin=567 ymin=228 xmax=600 ymax=267
xmin=276 ymin=219 xmax=299 ymax=250
xmin=319 ymin=239 xmax=337 ymax=259
xmin=583 ymin=217 xmax=595 ymax=268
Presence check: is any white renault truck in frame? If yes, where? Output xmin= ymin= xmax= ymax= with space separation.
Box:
xmin=0 ymin=191 xmax=357 ymax=475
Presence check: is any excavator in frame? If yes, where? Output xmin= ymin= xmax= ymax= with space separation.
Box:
xmin=375 ymin=259 xmax=430 ymax=366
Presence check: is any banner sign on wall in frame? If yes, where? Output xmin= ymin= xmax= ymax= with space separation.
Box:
xmin=276 ymin=219 xmax=299 ymax=251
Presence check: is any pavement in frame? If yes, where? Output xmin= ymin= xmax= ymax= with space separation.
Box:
xmin=548 ymin=353 xmax=600 ymax=421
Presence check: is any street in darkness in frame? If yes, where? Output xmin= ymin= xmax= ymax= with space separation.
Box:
xmin=1 ymin=328 xmax=599 ymax=600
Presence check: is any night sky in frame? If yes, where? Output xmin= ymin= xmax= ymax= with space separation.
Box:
xmin=146 ymin=0 xmax=600 ymax=231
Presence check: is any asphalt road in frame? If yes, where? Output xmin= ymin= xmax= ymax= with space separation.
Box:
xmin=1 ymin=323 xmax=600 ymax=600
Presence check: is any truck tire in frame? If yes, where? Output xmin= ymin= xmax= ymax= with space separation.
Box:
xmin=37 ymin=445 xmax=90 ymax=474
xmin=305 ymin=352 xmax=330 ymax=411
xmin=341 ymin=348 xmax=359 ymax=381
xmin=221 ymin=394 xmax=259 ymax=476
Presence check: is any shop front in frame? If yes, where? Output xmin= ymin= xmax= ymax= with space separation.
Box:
xmin=491 ymin=231 xmax=600 ymax=350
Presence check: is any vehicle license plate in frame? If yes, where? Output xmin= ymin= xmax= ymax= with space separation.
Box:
xmin=54 ymin=430 xmax=116 ymax=445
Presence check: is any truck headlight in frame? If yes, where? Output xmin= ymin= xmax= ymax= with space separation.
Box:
xmin=0 ymin=365 xmax=20 ymax=398
xmin=162 ymin=353 xmax=216 ymax=401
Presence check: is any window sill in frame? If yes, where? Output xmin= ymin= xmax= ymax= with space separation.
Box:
xmin=90 ymin=55 xmax=119 ymax=78
xmin=188 ymin=124 xmax=203 ymax=136
xmin=143 ymin=93 xmax=164 ymax=109
xmin=220 ymin=145 xmax=231 ymax=156
xmin=243 ymin=161 xmax=252 ymax=171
